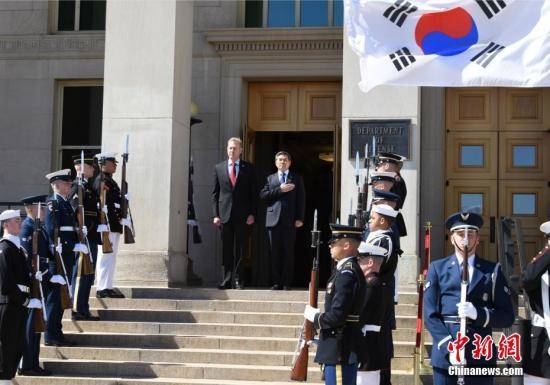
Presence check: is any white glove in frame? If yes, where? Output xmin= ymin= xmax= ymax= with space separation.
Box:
xmin=73 ymin=243 xmax=89 ymax=254
xmin=125 ymin=192 xmax=131 ymax=201
xmin=457 ymin=301 xmax=478 ymax=320
xmin=450 ymin=351 xmax=466 ymax=366
xmin=114 ymin=203 xmax=121 ymax=209
xmin=26 ymin=298 xmax=42 ymax=309
xmin=50 ymin=275 xmax=66 ymax=285
xmin=55 ymin=243 xmax=63 ymax=255
xmin=120 ymin=217 xmax=132 ymax=227
xmin=81 ymin=225 xmax=88 ymax=236
xmin=102 ymin=205 xmax=109 ymax=214
xmin=97 ymin=224 xmax=109 ymax=233
xmin=304 ymin=305 xmax=320 ymax=322
xmin=35 ymin=270 xmax=43 ymax=282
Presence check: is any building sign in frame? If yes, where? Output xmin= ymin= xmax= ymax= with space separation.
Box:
xmin=349 ymin=119 xmax=411 ymax=159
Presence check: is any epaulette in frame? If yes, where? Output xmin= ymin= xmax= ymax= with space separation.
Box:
xmin=531 ymin=245 xmax=550 ymax=263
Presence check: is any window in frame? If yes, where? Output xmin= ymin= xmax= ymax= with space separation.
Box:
xmin=460 ymin=145 xmax=484 ymax=167
xmin=512 ymin=145 xmax=536 ymax=167
xmin=245 ymin=0 xmax=343 ymax=28
xmin=55 ymin=81 xmax=103 ymax=169
xmin=460 ymin=193 xmax=483 ymax=213
xmin=512 ymin=193 xmax=536 ymax=215
xmin=56 ymin=0 xmax=106 ymax=32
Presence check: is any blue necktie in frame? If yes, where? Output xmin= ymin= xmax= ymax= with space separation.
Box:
xmin=280 ymin=173 xmax=286 ymax=184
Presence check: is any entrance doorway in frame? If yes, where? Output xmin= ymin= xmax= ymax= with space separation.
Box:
xmin=445 ymin=87 xmax=550 ymax=265
xmin=244 ymin=81 xmax=342 ymax=288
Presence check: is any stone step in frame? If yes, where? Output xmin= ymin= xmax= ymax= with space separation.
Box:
xmin=63 ymin=320 xmax=301 ymax=338
xmin=39 ymin=346 xmax=428 ymax=371
xmin=60 ymin=332 xmax=433 ymax=356
xmin=90 ymin=298 xmax=419 ymax=315
xmin=14 ymin=376 xmax=326 ymax=385
xmin=112 ymin=287 xmax=419 ymax=304
xmin=13 ymin=372 xmax=517 ymax=385
xmin=62 ymin=319 xmax=431 ymax=341
xmin=64 ymin=308 xmax=419 ymax=328
xmin=40 ymin=360 xmax=324 ymax=382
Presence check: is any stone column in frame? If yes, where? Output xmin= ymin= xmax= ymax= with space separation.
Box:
xmin=342 ymin=36 xmax=421 ymax=286
xmin=101 ymin=0 xmax=193 ymax=286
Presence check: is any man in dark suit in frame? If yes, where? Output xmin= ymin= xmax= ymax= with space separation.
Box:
xmin=260 ymin=151 xmax=305 ymax=290
xmin=212 ymin=137 xmax=257 ymax=290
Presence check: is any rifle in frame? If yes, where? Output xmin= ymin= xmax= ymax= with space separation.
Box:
xmin=31 ymin=202 xmax=47 ymax=332
xmin=76 ymin=150 xmax=94 ymax=276
xmin=457 ymin=226 xmax=470 ymax=385
xmin=290 ymin=209 xmax=320 ymax=382
xmin=48 ymin=200 xmax=73 ymax=309
xmin=413 ymin=222 xmax=431 ymax=385
xmin=121 ymin=134 xmax=135 ymax=244
xmin=98 ymin=156 xmax=114 ymax=253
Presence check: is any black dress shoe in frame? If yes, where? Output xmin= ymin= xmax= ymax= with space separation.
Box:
xmin=107 ymin=289 xmax=125 ymax=298
xmin=72 ymin=311 xmax=100 ymax=321
xmin=218 ymin=272 xmax=232 ymax=290
xmin=96 ymin=289 xmax=109 ymax=298
xmin=283 ymin=286 xmax=292 ymax=291
xmin=18 ymin=367 xmax=51 ymax=376
xmin=271 ymin=284 xmax=283 ymax=290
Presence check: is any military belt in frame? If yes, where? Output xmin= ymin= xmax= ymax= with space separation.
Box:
xmin=443 ymin=315 xmax=472 ymax=324
xmin=346 ymin=314 xmax=360 ymax=323
xmin=84 ymin=211 xmax=97 ymax=217
xmin=59 ymin=226 xmax=77 ymax=232
xmin=17 ymin=284 xmax=30 ymax=293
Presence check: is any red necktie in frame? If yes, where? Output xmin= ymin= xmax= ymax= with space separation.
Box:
xmin=230 ymin=162 xmax=237 ymax=187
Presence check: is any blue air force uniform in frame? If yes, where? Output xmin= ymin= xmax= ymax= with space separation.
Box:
xmin=423 ymin=212 xmax=514 ymax=385
xmin=44 ymin=169 xmax=78 ymax=345
xmin=306 ymin=224 xmax=366 ymax=385
xmin=19 ymin=195 xmax=55 ymax=374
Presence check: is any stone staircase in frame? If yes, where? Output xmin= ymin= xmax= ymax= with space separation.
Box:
xmin=14 ymin=286 xmax=432 ymax=385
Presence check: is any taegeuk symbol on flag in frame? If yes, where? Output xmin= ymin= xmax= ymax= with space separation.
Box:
xmin=345 ymin=0 xmax=550 ymax=91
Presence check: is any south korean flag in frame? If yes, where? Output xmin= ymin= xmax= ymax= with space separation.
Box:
xmin=345 ymin=0 xmax=550 ymax=91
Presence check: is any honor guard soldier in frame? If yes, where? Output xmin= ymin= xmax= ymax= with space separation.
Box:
xmin=356 ymin=243 xmax=390 ymax=385
xmin=424 ymin=211 xmax=515 ymax=385
xmin=44 ymin=169 xmax=79 ymax=346
xmin=365 ymin=204 xmax=399 ymax=385
xmin=370 ymin=172 xmax=397 ymax=193
xmin=19 ymin=195 xmax=62 ymax=376
xmin=375 ymin=152 xmax=407 ymax=211
xmin=303 ymin=224 xmax=366 ymax=385
xmin=94 ymin=152 xmax=124 ymax=298
xmin=521 ymin=221 xmax=550 ymax=385
xmin=70 ymin=152 xmax=101 ymax=320
xmin=0 ymin=209 xmax=42 ymax=385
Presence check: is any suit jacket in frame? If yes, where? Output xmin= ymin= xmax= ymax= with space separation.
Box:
xmin=212 ymin=159 xmax=257 ymax=224
xmin=260 ymin=171 xmax=305 ymax=228
xmin=423 ymin=254 xmax=515 ymax=369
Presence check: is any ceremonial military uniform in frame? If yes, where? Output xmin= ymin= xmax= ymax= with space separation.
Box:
xmin=424 ymin=212 xmax=515 ymax=385
xmin=307 ymin=224 xmax=367 ymax=385
xmin=521 ymin=221 xmax=550 ymax=384
xmin=44 ymin=169 xmax=78 ymax=346
xmin=70 ymin=152 xmax=101 ymax=319
xmin=0 ymin=210 xmax=32 ymax=381
xmin=93 ymin=152 xmax=123 ymax=298
xmin=364 ymin=204 xmax=399 ymax=385
xmin=356 ymin=243 xmax=390 ymax=385
xmin=19 ymin=195 xmax=55 ymax=376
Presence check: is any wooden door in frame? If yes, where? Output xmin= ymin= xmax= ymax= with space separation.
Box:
xmin=445 ymin=88 xmax=550 ymax=261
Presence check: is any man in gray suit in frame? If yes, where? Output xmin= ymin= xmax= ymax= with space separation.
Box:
xmin=260 ymin=151 xmax=305 ymax=290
